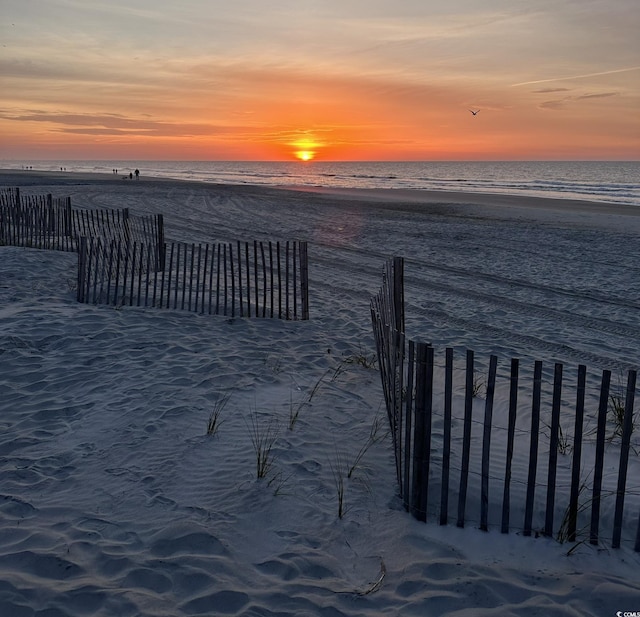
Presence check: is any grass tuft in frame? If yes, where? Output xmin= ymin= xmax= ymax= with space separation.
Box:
xmin=207 ymin=393 xmax=230 ymax=436
xmin=472 ymin=371 xmax=486 ymax=398
xmin=343 ymin=347 xmax=378 ymax=370
xmin=348 ymin=412 xmax=386 ymax=479
xmin=330 ymin=451 xmax=347 ymax=519
xmin=247 ymin=412 xmax=280 ymax=479
xmin=289 ymin=370 xmax=329 ymax=430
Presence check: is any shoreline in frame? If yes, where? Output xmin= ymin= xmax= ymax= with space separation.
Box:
xmin=0 ymin=169 xmax=640 ymax=234
xmin=2 ymin=168 xmax=639 ymax=219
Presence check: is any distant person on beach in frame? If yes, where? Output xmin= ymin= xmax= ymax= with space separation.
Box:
xmin=135 ymin=169 xmax=139 ymax=180
xmin=129 ymin=172 xmax=133 ymax=179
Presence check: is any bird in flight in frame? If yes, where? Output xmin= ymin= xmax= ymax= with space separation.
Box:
xmin=469 ymin=109 xmax=480 ymax=116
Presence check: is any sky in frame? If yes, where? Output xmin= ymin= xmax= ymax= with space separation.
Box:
xmin=1 ymin=0 xmax=639 ymax=161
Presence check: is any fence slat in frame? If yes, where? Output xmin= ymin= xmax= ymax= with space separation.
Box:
xmin=411 ymin=342 xmax=432 ymax=522
xmin=173 ymin=243 xmax=181 ymax=310
xmin=128 ymin=242 xmax=137 ymax=306
xmin=612 ymin=370 xmax=637 ymax=548
xmin=457 ymin=350 xmax=475 ymax=528
xmin=254 ymin=240 xmax=259 ymax=318
xmin=404 ymin=341 xmax=415 ymax=511
xmin=440 ymin=347 xmax=453 ymax=525
xmin=301 ymin=242 xmax=310 ymax=320
xmin=480 ymin=354 xmax=498 ymax=532
xmin=501 ymin=358 xmax=519 ymax=534
xmin=216 ymin=243 xmax=222 ymax=315
xmin=194 ymin=243 xmax=203 ymax=313
xmin=77 ymin=237 xmax=88 ymax=302
xmin=568 ymin=365 xmax=587 ymax=542
xmin=277 ymin=242 xmax=282 ymax=319
xmin=590 ymin=370 xmax=611 ymax=545
xmin=229 ymin=243 xmax=235 ymax=317
xmin=544 ymin=362 xmax=563 ymax=537
xmin=92 ymin=237 xmax=102 ymax=303
xmin=524 ymin=360 xmax=543 ymax=537
xmin=105 ymin=240 xmax=115 ymax=305
xmin=136 ymin=242 xmax=144 ymax=307
xmin=285 ymin=241 xmax=290 ymax=320
xmin=113 ymin=240 xmax=122 ymax=306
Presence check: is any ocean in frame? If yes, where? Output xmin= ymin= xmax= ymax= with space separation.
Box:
xmin=3 ymin=160 xmax=639 ymax=206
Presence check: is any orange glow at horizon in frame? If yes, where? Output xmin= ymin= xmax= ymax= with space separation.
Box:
xmin=291 ymin=137 xmax=320 ymax=162
xmin=295 ymin=151 xmax=315 ymax=161
xmin=1 ymin=3 xmax=638 ymax=162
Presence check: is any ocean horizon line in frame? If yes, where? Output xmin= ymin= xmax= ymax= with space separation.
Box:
xmin=2 ymin=160 xmax=638 ymax=207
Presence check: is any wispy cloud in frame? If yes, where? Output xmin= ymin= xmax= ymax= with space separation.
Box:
xmin=539 ymin=91 xmax=618 ymax=110
xmin=512 ymin=66 xmax=640 ymax=87
xmin=0 ymin=110 xmax=255 ymax=137
xmin=533 ymin=88 xmax=570 ymax=94
xmin=575 ymin=92 xmax=618 ymax=100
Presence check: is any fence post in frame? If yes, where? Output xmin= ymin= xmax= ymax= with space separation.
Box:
xmin=77 ymin=236 xmax=87 ymax=302
xmin=457 ymin=349 xmax=475 ymax=528
xmin=393 ymin=256 xmax=404 ymax=333
xmin=544 ymin=362 xmax=563 ymax=537
xmin=590 ymin=370 xmax=610 ymax=545
xmin=411 ymin=341 xmax=425 ymax=520
xmin=392 ymin=327 xmax=405 ymax=487
xmin=261 ymin=242 xmax=267 ymax=318
xmin=411 ymin=342 xmax=433 ymax=522
xmin=568 ymin=365 xmax=586 ymax=542
xmin=285 ymin=241 xmax=290 ymax=320
xmin=300 ymin=241 xmax=310 ymax=320
xmin=254 ymin=240 xmax=259 ymax=318
xmin=524 ymin=360 xmax=543 ymax=537
xmin=65 ymin=197 xmax=72 ymax=238
xmin=612 ymin=370 xmax=637 ymax=548
xmin=156 ymin=214 xmax=165 ymax=271
xmin=440 ymin=347 xmax=453 ymax=525
xmin=480 ymin=355 xmax=498 ymax=532
xmin=401 ymin=341 xmax=415 ymax=510
xmin=501 ymin=358 xmax=519 ymax=533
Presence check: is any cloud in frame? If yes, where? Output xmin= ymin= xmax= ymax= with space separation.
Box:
xmin=575 ymin=92 xmax=618 ymax=100
xmin=533 ymin=88 xmax=570 ymax=93
xmin=0 ymin=109 xmax=256 ymax=137
xmin=539 ymin=99 xmax=567 ymax=110
xmin=512 ymin=66 xmax=640 ymax=87
xmin=538 ymin=91 xmax=618 ymax=110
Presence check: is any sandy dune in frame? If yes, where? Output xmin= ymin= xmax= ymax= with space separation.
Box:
xmin=1 ymin=171 xmax=639 ymax=616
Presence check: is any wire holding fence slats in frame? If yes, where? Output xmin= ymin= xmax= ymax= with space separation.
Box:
xmin=371 ymin=256 xmax=639 ymax=551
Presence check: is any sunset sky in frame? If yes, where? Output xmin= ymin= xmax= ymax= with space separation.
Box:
xmin=1 ymin=0 xmax=639 ymax=161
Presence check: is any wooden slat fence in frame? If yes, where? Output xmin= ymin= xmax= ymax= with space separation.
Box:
xmin=0 ymin=191 xmax=75 ymax=251
xmin=78 ymin=237 xmax=310 ymax=320
xmin=0 ymin=189 xmax=164 ymax=264
xmin=371 ymin=256 xmax=639 ymax=550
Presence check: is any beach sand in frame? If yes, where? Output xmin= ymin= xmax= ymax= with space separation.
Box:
xmin=1 ymin=170 xmax=639 ymax=616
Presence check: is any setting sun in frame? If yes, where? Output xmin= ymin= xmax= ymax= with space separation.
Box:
xmin=291 ymin=136 xmax=321 ymax=162
xmin=295 ymin=150 xmax=315 ymax=161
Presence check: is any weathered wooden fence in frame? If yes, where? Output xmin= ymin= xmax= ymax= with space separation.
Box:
xmin=77 ymin=237 xmax=310 ymax=320
xmin=0 ymin=189 xmax=164 ymax=262
xmin=0 ymin=190 xmax=75 ymax=250
xmin=2 ymin=187 xmax=309 ymax=321
xmin=371 ymin=256 xmax=639 ymax=550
